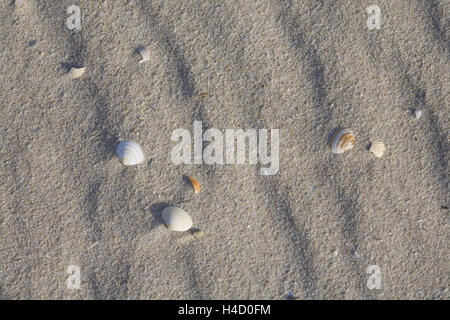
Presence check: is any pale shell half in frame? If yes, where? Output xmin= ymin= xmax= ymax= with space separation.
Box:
xmin=116 ymin=140 xmax=145 ymax=166
xmin=162 ymin=206 xmax=193 ymax=232
xmin=415 ymin=110 xmax=423 ymax=119
xmin=137 ymin=46 xmax=149 ymax=63
xmin=68 ymin=66 xmax=86 ymax=78
xmin=370 ymin=140 xmax=386 ymax=158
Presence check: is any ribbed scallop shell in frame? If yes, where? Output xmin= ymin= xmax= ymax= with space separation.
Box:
xmin=370 ymin=140 xmax=385 ymax=158
xmin=137 ymin=46 xmax=149 ymax=63
xmin=330 ymin=129 xmax=355 ymax=154
xmin=116 ymin=141 xmax=145 ymax=166
xmin=68 ymin=66 xmax=85 ymax=78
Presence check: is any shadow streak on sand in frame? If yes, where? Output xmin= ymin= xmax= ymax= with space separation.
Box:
xmin=149 ymin=202 xmax=170 ymax=228
xmin=84 ymin=178 xmax=103 ymax=242
xmin=380 ymin=51 xmax=448 ymax=192
xmin=138 ymin=2 xmax=194 ymax=99
xmin=275 ymin=2 xmax=372 ymax=298
xmin=137 ymin=2 xmax=222 ymax=297
xmin=87 ymin=260 xmax=131 ymax=299
xmin=204 ymin=1 xmax=322 ymax=298
xmin=84 ymin=80 xmax=121 ymax=160
xmin=138 ymin=1 xmax=217 ymax=179
xmin=420 ymin=0 xmax=450 ymax=54
xmin=264 ymin=181 xmax=317 ymax=298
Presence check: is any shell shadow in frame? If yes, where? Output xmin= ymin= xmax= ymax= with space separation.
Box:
xmin=182 ymin=174 xmax=194 ymax=191
xmin=60 ymin=62 xmax=73 ymax=73
xmin=106 ymin=135 xmax=120 ymax=159
xmin=150 ymin=202 xmax=170 ymax=228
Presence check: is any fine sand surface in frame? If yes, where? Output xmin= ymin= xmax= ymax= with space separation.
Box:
xmin=0 ymin=0 xmax=448 ymax=299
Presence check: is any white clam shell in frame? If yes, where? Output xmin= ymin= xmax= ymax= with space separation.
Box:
xmin=370 ymin=140 xmax=385 ymax=158
xmin=162 ymin=206 xmax=193 ymax=232
xmin=68 ymin=66 xmax=86 ymax=78
xmin=330 ymin=128 xmax=355 ymax=154
xmin=415 ymin=110 xmax=423 ymax=119
xmin=137 ymin=46 xmax=149 ymax=63
xmin=116 ymin=141 xmax=145 ymax=166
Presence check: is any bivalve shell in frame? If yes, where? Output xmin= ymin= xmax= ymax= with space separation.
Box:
xmin=68 ymin=66 xmax=86 ymax=78
xmin=330 ymin=128 xmax=355 ymax=154
xmin=188 ymin=176 xmax=201 ymax=194
xmin=162 ymin=206 xmax=193 ymax=232
xmin=415 ymin=110 xmax=423 ymax=119
xmin=370 ymin=140 xmax=385 ymax=158
xmin=137 ymin=46 xmax=149 ymax=63
xmin=116 ymin=141 xmax=145 ymax=166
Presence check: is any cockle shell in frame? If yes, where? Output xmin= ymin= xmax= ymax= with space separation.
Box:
xmin=137 ymin=46 xmax=149 ymax=63
xmin=370 ymin=140 xmax=385 ymax=158
xmin=162 ymin=206 xmax=193 ymax=232
xmin=116 ymin=141 xmax=145 ymax=166
xmin=68 ymin=66 xmax=85 ymax=78
xmin=330 ymin=128 xmax=355 ymax=154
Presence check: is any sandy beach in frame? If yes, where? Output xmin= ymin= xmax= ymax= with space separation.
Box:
xmin=0 ymin=0 xmax=448 ymax=299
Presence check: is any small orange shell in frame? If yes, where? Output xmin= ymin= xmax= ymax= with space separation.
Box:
xmin=188 ymin=176 xmax=201 ymax=194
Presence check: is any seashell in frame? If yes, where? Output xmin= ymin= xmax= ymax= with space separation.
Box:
xmin=370 ymin=140 xmax=385 ymax=158
xmin=188 ymin=176 xmax=201 ymax=194
xmin=68 ymin=66 xmax=85 ymax=78
xmin=415 ymin=109 xmax=422 ymax=119
xmin=162 ymin=206 xmax=193 ymax=232
xmin=116 ymin=141 xmax=145 ymax=166
xmin=329 ymin=128 xmax=355 ymax=154
xmin=137 ymin=46 xmax=149 ymax=63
